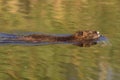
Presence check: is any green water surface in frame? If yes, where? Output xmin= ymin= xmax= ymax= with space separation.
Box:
xmin=0 ymin=0 xmax=120 ymax=80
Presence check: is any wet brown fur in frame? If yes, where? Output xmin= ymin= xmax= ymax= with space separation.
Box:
xmin=18 ymin=30 xmax=100 ymax=47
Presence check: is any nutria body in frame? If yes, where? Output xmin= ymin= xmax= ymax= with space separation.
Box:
xmin=17 ymin=30 xmax=100 ymax=47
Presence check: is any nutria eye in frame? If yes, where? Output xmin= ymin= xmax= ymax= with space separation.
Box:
xmin=79 ymin=32 xmax=83 ymax=35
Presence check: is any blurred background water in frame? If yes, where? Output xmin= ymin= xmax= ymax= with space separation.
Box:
xmin=0 ymin=0 xmax=120 ymax=80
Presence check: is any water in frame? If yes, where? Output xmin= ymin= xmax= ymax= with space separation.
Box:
xmin=0 ymin=0 xmax=120 ymax=80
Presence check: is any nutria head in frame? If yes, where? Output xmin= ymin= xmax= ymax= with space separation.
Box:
xmin=73 ymin=30 xmax=100 ymax=47
xmin=74 ymin=30 xmax=100 ymax=41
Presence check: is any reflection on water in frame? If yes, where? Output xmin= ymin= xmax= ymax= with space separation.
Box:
xmin=0 ymin=0 xmax=120 ymax=80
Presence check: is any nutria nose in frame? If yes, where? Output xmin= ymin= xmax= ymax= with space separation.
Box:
xmin=97 ymin=31 xmax=100 ymax=34
xmin=95 ymin=31 xmax=100 ymax=37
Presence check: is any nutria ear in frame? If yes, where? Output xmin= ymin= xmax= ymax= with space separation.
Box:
xmin=75 ymin=31 xmax=83 ymax=37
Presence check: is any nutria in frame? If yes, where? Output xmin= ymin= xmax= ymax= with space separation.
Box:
xmin=17 ymin=30 xmax=100 ymax=47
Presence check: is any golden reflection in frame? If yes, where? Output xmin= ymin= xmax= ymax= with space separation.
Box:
xmin=99 ymin=57 xmax=109 ymax=80
xmin=52 ymin=0 xmax=64 ymax=21
xmin=7 ymin=0 xmax=19 ymax=13
xmin=71 ymin=53 xmax=81 ymax=66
